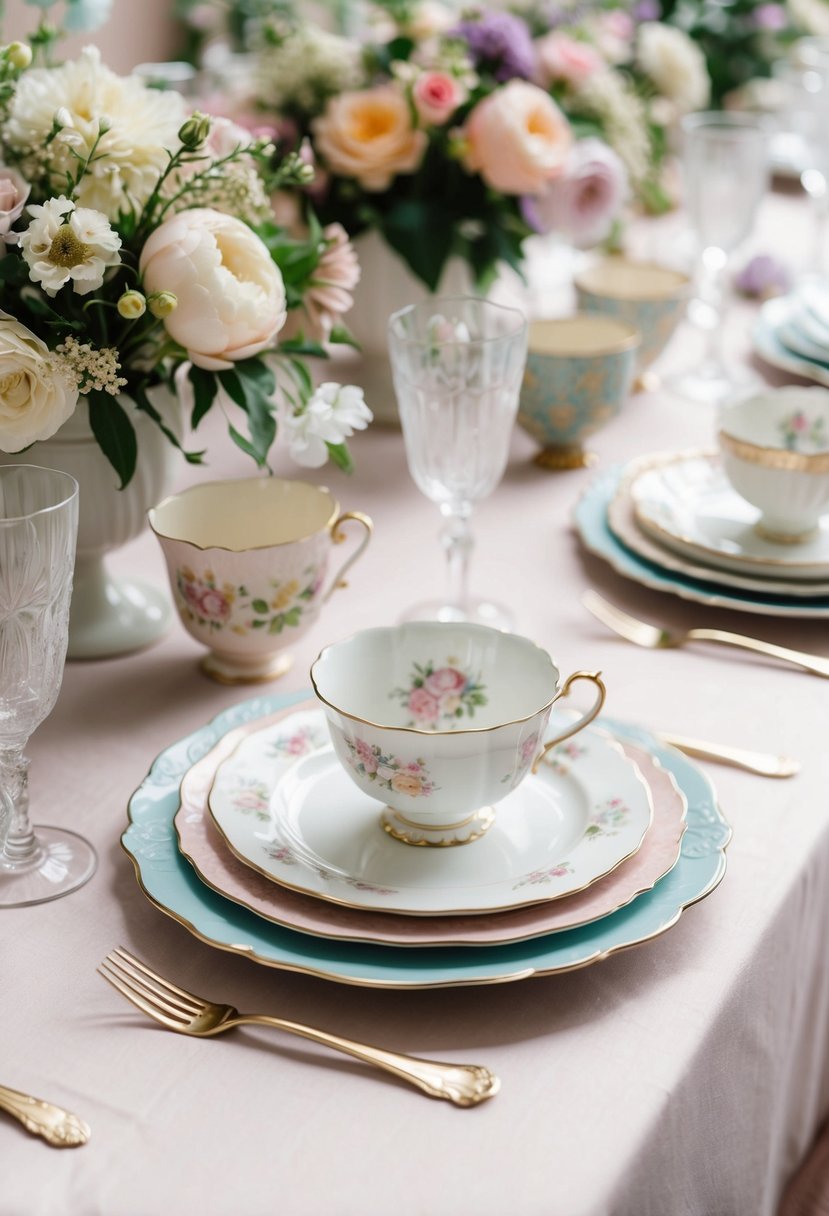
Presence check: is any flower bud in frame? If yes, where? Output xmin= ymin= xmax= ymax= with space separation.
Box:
xmin=98 ymin=113 xmax=112 ymax=135
xmin=117 ymin=290 xmax=146 ymax=319
xmin=7 ymin=42 xmax=32 ymax=70
xmin=178 ymin=111 xmax=212 ymax=150
xmin=147 ymin=291 xmax=177 ymax=318
xmin=54 ymin=107 xmax=73 ymax=130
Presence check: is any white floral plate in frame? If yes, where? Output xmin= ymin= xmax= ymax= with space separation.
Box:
xmin=122 ymin=692 xmax=731 ymax=989
xmin=626 ymin=452 xmax=829 ymax=584
xmin=207 ymin=706 xmax=654 ymax=916
xmin=176 ymin=705 xmax=686 ymax=946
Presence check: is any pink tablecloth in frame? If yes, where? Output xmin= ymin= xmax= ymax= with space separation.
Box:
xmin=3 ymin=189 xmax=829 ymax=1216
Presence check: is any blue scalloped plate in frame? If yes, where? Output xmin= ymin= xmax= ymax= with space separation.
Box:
xmin=123 ymin=693 xmax=731 ymax=989
xmin=574 ymin=467 xmax=829 ymax=619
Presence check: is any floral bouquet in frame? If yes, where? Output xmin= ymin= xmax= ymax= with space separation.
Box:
xmin=213 ymin=0 xmax=673 ymax=291
xmin=0 ymin=34 xmax=370 ymax=487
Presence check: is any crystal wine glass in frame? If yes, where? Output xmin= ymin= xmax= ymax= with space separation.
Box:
xmin=388 ymin=297 xmax=528 ymax=629
xmin=772 ymin=57 xmax=829 ymax=276
xmin=0 ymin=465 xmax=97 ymax=907
xmin=676 ymin=112 xmax=769 ymax=404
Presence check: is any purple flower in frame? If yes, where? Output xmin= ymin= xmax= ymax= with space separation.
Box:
xmin=734 ymin=254 xmax=792 ymax=299
xmin=452 ymin=10 xmax=536 ymax=82
xmin=633 ymin=0 xmax=661 ymax=19
xmin=753 ymin=3 xmax=788 ymax=30
xmin=522 ymin=138 xmax=628 ymax=247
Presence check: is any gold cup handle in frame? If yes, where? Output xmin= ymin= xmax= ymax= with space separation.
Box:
xmin=322 ymin=512 xmax=374 ymax=603
xmin=532 ymin=670 xmax=607 ymax=774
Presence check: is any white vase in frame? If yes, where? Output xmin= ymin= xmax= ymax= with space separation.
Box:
xmin=2 ymin=389 xmax=180 ymax=659
xmin=343 ymin=231 xmax=476 ymax=425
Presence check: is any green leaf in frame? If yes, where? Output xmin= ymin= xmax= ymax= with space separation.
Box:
xmin=219 ymin=360 xmax=277 ymax=468
xmin=277 ymin=336 xmax=327 ymax=358
xmin=87 ymin=391 xmax=137 ymax=489
xmin=132 ymin=382 xmax=205 ymax=465
xmin=326 ymin=441 xmax=353 ymax=475
xmin=328 ymin=325 xmax=360 ymax=350
xmin=268 ymin=615 xmax=285 ymax=635
xmin=189 ymin=365 xmax=218 ymax=430
xmin=380 ymin=199 xmax=455 ymax=292
xmin=251 ymin=599 xmax=269 ymax=614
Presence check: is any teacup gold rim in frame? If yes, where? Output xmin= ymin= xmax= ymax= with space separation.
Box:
xmin=574 ymin=259 xmax=692 ymax=303
xmin=148 ymin=475 xmax=341 ymax=552
xmin=527 ymin=315 xmax=640 ymax=358
xmin=718 ymin=429 xmax=829 ymax=473
xmin=310 ymin=622 xmax=564 ymax=737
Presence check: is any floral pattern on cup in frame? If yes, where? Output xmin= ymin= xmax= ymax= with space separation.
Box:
xmin=778 ymin=411 xmax=828 ymax=454
xmin=584 ymin=797 xmax=629 ymax=840
xmin=513 ymin=860 xmax=576 ymax=889
xmin=343 ymin=737 xmax=440 ymax=797
xmin=175 ymin=564 xmax=323 ymax=636
xmin=390 ymin=660 xmax=487 ymax=728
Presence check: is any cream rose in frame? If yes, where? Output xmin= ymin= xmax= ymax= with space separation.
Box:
xmin=0 ymin=314 xmax=78 ymax=451
xmin=312 ymin=86 xmax=427 ymax=191
xmin=139 ymin=208 xmax=287 ymax=371
xmin=462 ymin=81 xmax=573 ymax=195
xmin=637 ymin=23 xmax=710 ymax=114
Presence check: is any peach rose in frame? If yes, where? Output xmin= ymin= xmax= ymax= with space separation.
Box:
xmin=462 ymin=80 xmax=572 ymax=195
xmin=312 ymin=86 xmax=427 ymax=191
xmin=412 ymin=72 xmax=467 ymax=126
xmin=391 ymin=771 xmax=424 ymax=797
xmin=535 ymin=33 xmax=604 ymax=88
xmin=139 ymin=208 xmax=286 ymax=371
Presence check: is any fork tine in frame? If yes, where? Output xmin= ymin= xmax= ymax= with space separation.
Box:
xmin=112 ymin=946 xmax=204 ymax=1009
xmin=102 ymin=955 xmax=197 ymax=1021
xmin=97 ymin=965 xmax=183 ymax=1031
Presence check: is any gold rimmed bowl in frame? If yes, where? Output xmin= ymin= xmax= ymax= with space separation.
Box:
xmin=517 ymin=315 xmax=639 ymax=470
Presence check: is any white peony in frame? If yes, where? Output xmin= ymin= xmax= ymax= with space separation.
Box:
xmin=284 ymin=383 xmax=372 ymax=468
xmin=5 ymin=46 xmax=186 ymax=219
xmin=19 ymin=196 xmax=121 ymax=296
xmin=0 ymin=313 xmax=78 ymax=451
xmin=637 ymin=23 xmax=710 ymax=114
xmin=139 ymin=208 xmax=287 ymax=371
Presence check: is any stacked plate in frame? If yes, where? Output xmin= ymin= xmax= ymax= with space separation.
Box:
xmin=574 ymin=450 xmax=829 ymax=619
xmin=123 ymin=691 xmax=731 ymax=989
xmin=754 ymin=280 xmax=829 ymax=389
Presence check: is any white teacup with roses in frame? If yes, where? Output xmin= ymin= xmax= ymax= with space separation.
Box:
xmin=311 ymin=622 xmax=606 ymax=847
xmin=150 ymin=477 xmax=372 ymax=683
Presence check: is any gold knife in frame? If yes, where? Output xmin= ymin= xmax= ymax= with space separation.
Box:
xmin=658 ymin=733 xmax=799 ymax=778
xmin=0 ymin=1084 xmax=90 ymax=1147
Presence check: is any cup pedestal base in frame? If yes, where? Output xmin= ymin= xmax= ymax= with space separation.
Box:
xmin=201 ymin=650 xmax=294 ymax=685
xmin=534 ymin=445 xmax=597 ymax=472
xmin=381 ymin=806 xmax=496 ymax=847
xmin=754 ymin=519 xmax=819 ymax=545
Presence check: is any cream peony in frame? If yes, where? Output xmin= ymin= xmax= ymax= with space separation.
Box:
xmin=5 ymin=46 xmax=186 ymax=219
xmin=462 ymin=81 xmax=573 ymax=195
xmin=312 ymin=87 xmax=427 ymax=190
xmin=0 ymin=314 xmax=78 ymax=451
xmin=19 ymin=196 xmax=121 ymax=297
xmin=637 ymin=23 xmax=710 ymax=114
xmin=139 ymin=208 xmax=287 ymax=371
xmin=0 ymin=167 xmax=29 ymax=238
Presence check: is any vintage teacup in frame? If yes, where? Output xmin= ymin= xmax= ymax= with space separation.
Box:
xmin=518 ymin=315 xmax=639 ymax=470
xmin=718 ymin=387 xmax=829 ymax=542
xmin=310 ymin=621 xmax=606 ymax=847
xmin=574 ymin=257 xmax=691 ymax=378
xmin=150 ymin=477 xmax=372 ymax=683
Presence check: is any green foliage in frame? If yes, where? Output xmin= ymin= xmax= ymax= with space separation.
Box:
xmin=87 ymin=390 xmax=137 ymax=489
xmin=218 ymin=357 xmax=277 ymax=468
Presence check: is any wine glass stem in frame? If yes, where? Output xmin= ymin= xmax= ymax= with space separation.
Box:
xmin=440 ymin=503 xmax=473 ymax=616
xmin=0 ymin=749 xmax=39 ymax=868
xmin=700 ymin=257 xmax=726 ymax=373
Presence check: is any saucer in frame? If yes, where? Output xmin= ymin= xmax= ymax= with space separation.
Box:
xmin=176 ymin=705 xmax=686 ymax=946
xmin=628 ymin=452 xmax=829 ymax=582
xmin=207 ymin=707 xmax=654 ymax=916
xmin=754 ymin=297 xmax=829 ymax=390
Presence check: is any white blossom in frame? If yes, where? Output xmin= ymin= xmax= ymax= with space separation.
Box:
xmin=284 ymin=383 xmax=372 ymax=467
xmin=19 ymin=195 xmax=121 ymax=297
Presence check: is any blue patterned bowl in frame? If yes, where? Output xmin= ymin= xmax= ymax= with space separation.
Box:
xmin=518 ymin=315 xmax=639 ymax=470
xmin=575 ymin=258 xmax=691 ymax=374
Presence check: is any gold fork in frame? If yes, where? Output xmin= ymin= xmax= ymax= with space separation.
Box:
xmin=98 ymin=948 xmax=499 ymax=1108
xmin=583 ymin=590 xmax=829 ymax=678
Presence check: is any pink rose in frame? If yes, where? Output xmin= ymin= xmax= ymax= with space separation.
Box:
xmin=792 ymin=413 xmax=808 ymax=431
xmin=412 ymin=72 xmax=467 ymax=126
xmin=355 ymin=738 xmax=378 ymax=773
xmin=520 ymin=733 xmax=540 ymax=765
xmin=535 ymin=33 xmax=604 ymax=88
xmin=0 ymin=167 xmax=29 ymax=239
xmin=462 ymin=81 xmax=572 ymax=195
xmin=195 ymin=587 xmax=231 ymax=622
xmin=408 ymin=687 xmax=441 ymax=723
xmin=524 ymin=138 xmax=628 ymax=247
xmin=424 ymin=667 xmax=466 ymax=695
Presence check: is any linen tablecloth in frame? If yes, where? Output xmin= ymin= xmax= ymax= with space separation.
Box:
xmin=3 ymin=188 xmax=829 ymax=1216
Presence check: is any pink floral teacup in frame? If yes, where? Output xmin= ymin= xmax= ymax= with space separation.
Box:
xmin=150 ymin=477 xmax=372 ymax=683
xmin=311 ymin=621 xmax=606 ymax=846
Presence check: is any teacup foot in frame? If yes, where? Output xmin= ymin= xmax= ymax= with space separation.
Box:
xmin=381 ymin=806 xmax=496 ymax=847
xmin=201 ymin=650 xmax=294 ymax=685
xmin=754 ymin=520 xmax=819 ymax=545
xmin=534 ymin=445 xmax=597 ymax=472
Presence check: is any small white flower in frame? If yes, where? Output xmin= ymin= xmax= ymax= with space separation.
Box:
xmin=284 ymin=382 xmax=372 ymax=468
xmin=637 ymin=23 xmax=710 ymax=114
xmin=19 ymin=195 xmax=121 ymax=297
